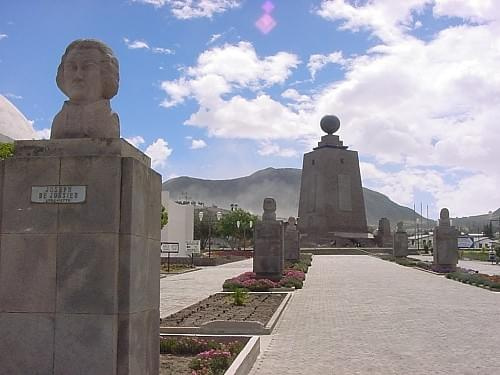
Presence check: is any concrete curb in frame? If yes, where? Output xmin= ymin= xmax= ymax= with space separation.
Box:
xmin=225 ymin=336 xmax=260 ymax=375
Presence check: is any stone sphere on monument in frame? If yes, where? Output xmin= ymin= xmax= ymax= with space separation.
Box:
xmin=320 ymin=115 xmax=340 ymax=135
xmin=51 ymin=39 xmax=120 ymax=139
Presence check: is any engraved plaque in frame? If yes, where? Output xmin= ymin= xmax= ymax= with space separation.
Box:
xmin=338 ymin=174 xmax=352 ymax=211
xmin=31 ymin=185 xmax=86 ymax=204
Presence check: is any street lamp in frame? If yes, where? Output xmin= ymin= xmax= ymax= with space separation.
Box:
xmin=199 ymin=210 xmax=222 ymax=258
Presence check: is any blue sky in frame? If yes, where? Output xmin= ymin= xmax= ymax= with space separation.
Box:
xmin=1 ymin=0 xmax=500 ymax=218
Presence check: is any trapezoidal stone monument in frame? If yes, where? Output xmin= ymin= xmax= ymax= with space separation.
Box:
xmin=0 ymin=39 xmax=161 ymax=375
xmin=298 ymin=115 xmax=370 ymax=246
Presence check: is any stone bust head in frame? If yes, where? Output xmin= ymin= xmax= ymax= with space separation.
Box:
xmin=56 ymin=39 xmax=119 ymax=104
xmin=51 ymin=39 xmax=120 ymax=139
xmin=396 ymin=221 xmax=404 ymax=232
xmin=262 ymin=198 xmax=277 ymax=221
xmin=439 ymin=208 xmax=450 ymax=226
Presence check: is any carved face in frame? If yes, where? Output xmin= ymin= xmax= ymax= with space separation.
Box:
xmin=263 ymin=198 xmax=276 ymax=212
xmin=63 ymin=47 xmax=104 ymax=104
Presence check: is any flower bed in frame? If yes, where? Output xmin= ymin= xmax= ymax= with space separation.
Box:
xmin=446 ymin=271 xmax=500 ymax=291
xmin=160 ymin=336 xmax=246 ymax=375
xmin=377 ymin=255 xmax=434 ymax=271
xmin=222 ymin=253 xmax=312 ymax=292
xmin=160 ymin=293 xmax=287 ymax=331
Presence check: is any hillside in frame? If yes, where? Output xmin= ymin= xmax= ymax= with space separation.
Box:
xmin=163 ymin=167 xmax=427 ymax=227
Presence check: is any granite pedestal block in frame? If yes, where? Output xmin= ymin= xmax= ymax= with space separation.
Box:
xmin=433 ymin=227 xmax=459 ymax=272
xmin=393 ymin=232 xmax=408 ymax=258
xmin=284 ymin=228 xmax=300 ymax=261
xmin=253 ymin=220 xmax=284 ymax=281
xmin=376 ymin=217 xmax=393 ymax=248
xmin=433 ymin=208 xmax=459 ymax=272
xmin=0 ymin=138 xmax=161 ymax=375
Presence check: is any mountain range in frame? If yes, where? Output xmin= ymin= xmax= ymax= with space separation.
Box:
xmin=163 ymin=167 xmax=429 ymax=228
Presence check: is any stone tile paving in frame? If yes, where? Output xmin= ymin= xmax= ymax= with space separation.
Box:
xmin=160 ymin=258 xmax=252 ymax=318
xmin=413 ymin=254 xmax=500 ymax=275
xmin=250 ymin=255 xmax=500 ymax=375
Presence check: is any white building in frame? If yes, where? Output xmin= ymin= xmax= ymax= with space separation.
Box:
xmin=161 ymin=191 xmax=194 ymax=257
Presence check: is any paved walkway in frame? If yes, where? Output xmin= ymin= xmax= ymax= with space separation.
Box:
xmin=413 ymin=254 xmax=500 ymax=275
xmin=250 ymin=255 xmax=500 ymax=375
xmin=159 ymin=258 xmax=252 ymax=317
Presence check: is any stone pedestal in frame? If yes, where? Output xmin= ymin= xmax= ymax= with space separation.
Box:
xmin=284 ymin=217 xmax=300 ymax=261
xmin=375 ymin=217 xmax=393 ymax=248
xmin=0 ymin=139 xmax=161 ymax=375
xmin=253 ymin=198 xmax=284 ymax=281
xmin=393 ymin=235 xmax=408 ymax=258
xmin=433 ymin=208 xmax=459 ymax=272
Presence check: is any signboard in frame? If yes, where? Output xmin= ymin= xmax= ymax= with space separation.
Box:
xmin=160 ymin=242 xmax=179 ymax=254
xmin=457 ymin=235 xmax=474 ymax=249
xmin=31 ymin=185 xmax=86 ymax=204
xmin=186 ymin=240 xmax=201 ymax=255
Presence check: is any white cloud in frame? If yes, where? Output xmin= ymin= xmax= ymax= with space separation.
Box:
xmin=257 ymin=141 xmax=297 ymax=158
xmin=145 ymin=138 xmax=173 ymax=169
xmin=190 ymin=139 xmax=207 ymax=149
xmin=3 ymin=93 xmax=22 ymax=100
xmin=307 ymin=51 xmax=346 ymax=79
xmin=133 ymin=0 xmax=242 ymax=19
xmin=123 ymin=38 xmax=150 ymax=50
xmin=124 ymin=38 xmax=174 ymax=54
xmin=160 ymin=41 xmax=303 ymax=139
xmin=316 ymin=0 xmax=431 ymax=43
xmin=152 ymin=47 xmax=174 ymax=54
xmin=34 ymin=128 xmax=51 ymax=140
xmin=0 ymin=34 xmax=7 ymax=41
xmin=125 ymin=136 xmax=146 ymax=148
xmin=433 ymin=0 xmax=500 ymax=22
xmin=208 ymin=33 xmax=222 ymax=44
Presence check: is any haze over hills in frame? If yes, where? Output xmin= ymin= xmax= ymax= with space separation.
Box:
xmin=163 ymin=167 xmax=428 ymax=228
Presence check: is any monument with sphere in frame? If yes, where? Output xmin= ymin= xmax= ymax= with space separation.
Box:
xmin=298 ymin=116 xmax=370 ymax=246
xmin=0 ymin=39 xmax=161 ymax=374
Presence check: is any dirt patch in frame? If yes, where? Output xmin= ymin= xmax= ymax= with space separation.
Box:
xmin=160 ymin=354 xmax=194 ymax=375
xmin=161 ymin=293 xmax=287 ymax=328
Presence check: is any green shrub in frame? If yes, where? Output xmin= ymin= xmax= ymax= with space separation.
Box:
xmin=160 ymin=337 xmax=218 ymax=355
xmin=460 ymin=251 xmax=490 ymax=262
xmin=0 ymin=143 xmax=14 ymax=160
xmin=231 ymin=288 xmax=248 ymax=306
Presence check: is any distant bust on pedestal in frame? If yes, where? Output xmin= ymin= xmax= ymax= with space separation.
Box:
xmin=51 ymin=39 xmax=120 ymax=139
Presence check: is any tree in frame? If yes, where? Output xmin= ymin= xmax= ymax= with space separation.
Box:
xmin=218 ymin=209 xmax=258 ymax=250
xmin=161 ymin=205 xmax=168 ymax=229
xmin=193 ymin=209 xmax=222 ymax=250
xmin=0 ymin=143 xmax=14 ymax=160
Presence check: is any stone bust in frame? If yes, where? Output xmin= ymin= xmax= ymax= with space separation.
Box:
xmin=262 ymin=198 xmax=277 ymax=221
xmin=50 ymin=39 xmax=120 ymax=139
xmin=396 ymin=221 xmax=404 ymax=233
xmin=439 ymin=208 xmax=450 ymax=227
